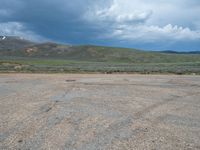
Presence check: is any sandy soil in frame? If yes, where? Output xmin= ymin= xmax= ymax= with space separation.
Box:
xmin=0 ymin=74 xmax=200 ymax=150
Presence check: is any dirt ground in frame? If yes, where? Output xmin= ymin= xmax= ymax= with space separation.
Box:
xmin=0 ymin=74 xmax=200 ymax=150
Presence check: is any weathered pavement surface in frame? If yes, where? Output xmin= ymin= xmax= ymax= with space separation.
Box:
xmin=0 ymin=74 xmax=200 ymax=150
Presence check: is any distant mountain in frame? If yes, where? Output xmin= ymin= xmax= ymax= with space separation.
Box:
xmin=0 ymin=36 xmax=200 ymax=63
xmin=0 ymin=36 xmax=35 ymax=50
xmin=160 ymin=50 xmax=200 ymax=54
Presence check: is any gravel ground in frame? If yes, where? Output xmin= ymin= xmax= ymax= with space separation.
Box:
xmin=0 ymin=74 xmax=200 ymax=150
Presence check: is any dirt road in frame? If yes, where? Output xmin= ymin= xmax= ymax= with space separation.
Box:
xmin=0 ymin=74 xmax=200 ymax=150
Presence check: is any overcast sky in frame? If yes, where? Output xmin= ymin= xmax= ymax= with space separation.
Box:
xmin=0 ymin=0 xmax=200 ymax=51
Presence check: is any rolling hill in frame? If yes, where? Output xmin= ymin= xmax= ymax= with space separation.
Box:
xmin=0 ymin=36 xmax=200 ymax=74
xmin=1 ymin=36 xmax=200 ymax=63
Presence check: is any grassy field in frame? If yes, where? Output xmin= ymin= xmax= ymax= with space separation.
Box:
xmin=1 ymin=57 xmax=200 ymax=74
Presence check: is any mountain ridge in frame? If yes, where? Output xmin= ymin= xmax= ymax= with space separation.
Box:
xmin=0 ymin=36 xmax=200 ymax=64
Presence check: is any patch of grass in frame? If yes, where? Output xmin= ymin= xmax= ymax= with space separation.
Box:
xmin=1 ymin=58 xmax=200 ymax=74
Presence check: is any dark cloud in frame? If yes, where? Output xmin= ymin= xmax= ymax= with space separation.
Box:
xmin=0 ymin=0 xmax=112 ymax=43
xmin=0 ymin=0 xmax=199 ymax=51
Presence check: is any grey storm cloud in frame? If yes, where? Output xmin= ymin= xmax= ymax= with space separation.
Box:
xmin=0 ymin=0 xmax=113 ymax=42
xmin=0 ymin=0 xmax=200 ymax=50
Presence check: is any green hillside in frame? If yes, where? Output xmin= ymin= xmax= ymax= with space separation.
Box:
xmin=0 ymin=36 xmax=200 ymax=74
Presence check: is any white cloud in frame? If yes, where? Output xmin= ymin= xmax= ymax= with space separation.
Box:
xmin=0 ymin=22 xmax=46 ymax=41
xmin=85 ymin=0 xmax=152 ymax=24
xmin=84 ymin=0 xmax=200 ymax=43
xmin=110 ymin=24 xmax=200 ymax=42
